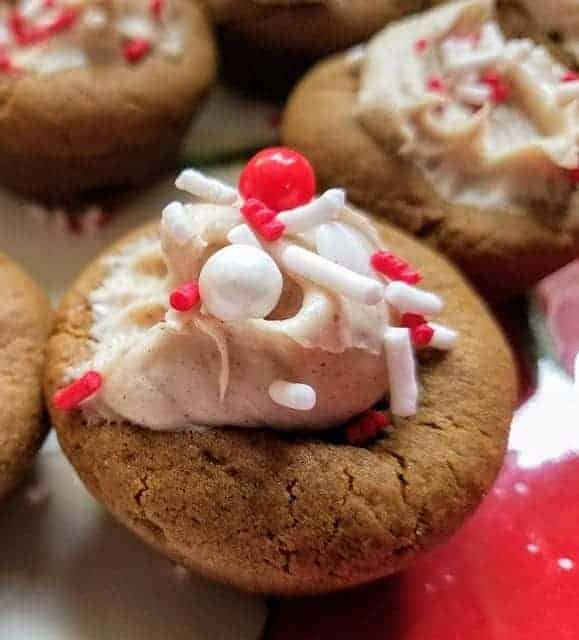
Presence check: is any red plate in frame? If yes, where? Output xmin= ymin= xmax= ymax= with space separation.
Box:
xmin=267 ymin=291 xmax=579 ymax=640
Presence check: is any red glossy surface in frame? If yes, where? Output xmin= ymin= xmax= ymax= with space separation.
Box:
xmin=239 ymin=148 xmax=316 ymax=212
xmin=267 ymin=296 xmax=579 ymax=640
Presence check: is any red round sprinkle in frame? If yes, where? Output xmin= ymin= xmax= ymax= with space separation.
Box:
xmin=239 ymin=147 xmax=316 ymax=212
xmin=150 ymin=0 xmax=165 ymax=19
xmin=562 ymin=71 xmax=579 ymax=83
xmin=346 ymin=410 xmax=390 ymax=446
xmin=401 ymin=312 xmax=427 ymax=328
xmin=415 ymin=38 xmax=428 ymax=53
xmin=567 ymin=167 xmax=579 ymax=183
xmin=123 ymin=38 xmax=152 ymax=64
xmin=426 ymin=76 xmax=446 ymax=93
xmin=411 ymin=323 xmax=435 ymax=347
xmin=53 ymin=371 xmax=103 ymax=411
xmin=170 ymin=281 xmax=201 ymax=312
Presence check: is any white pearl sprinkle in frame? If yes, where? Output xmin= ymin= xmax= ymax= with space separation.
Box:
xmin=199 ymin=245 xmax=283 ymax=322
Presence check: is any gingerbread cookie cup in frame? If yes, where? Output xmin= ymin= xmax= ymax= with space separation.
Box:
xmin=0 ymin=0 xmax=216 ymax=203
xmin=46 ymin=153 xmax=515 ymax=595
xmin=0 ymin=254 xmax=51 ymax=501
xmin=282 ymin=1 xmax=579 ymax=300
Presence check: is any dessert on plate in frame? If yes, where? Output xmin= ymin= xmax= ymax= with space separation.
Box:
xmin=0 ymin=0 xmax=216 ymax=203
xmin=0 ymin=253 xmax=51 ymax=501
xmin=46 ymin=148 xmax=516 ymax=595
xmin=283 ymin=0 xmax=579 ymax=300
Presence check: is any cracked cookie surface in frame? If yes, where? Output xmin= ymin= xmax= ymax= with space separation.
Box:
xmin=45 ymin=218 xmax=516 ymax=595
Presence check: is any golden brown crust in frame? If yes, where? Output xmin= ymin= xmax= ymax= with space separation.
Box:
xmin=281 ymin=54 xmax=579 ymax=301
xmin=0 ymin=255 xmax=51 ymax=501
xmin=203 ymin=0 xmax=425 ymax=57
xmin=45 ymin=217 xmax=516 ymax=595
xmin=0 ymin=0 xmax=217 ymax=201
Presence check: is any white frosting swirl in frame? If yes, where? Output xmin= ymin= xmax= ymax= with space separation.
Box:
xmin=357 ymin=0 xmax=579 ymax=213
xmin=70 ymin=169 xmax=457 ymax=432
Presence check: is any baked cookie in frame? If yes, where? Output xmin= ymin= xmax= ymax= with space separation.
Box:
xmin=0 ymin=254 xmax=51 ymax=501
xmin=282 ymin=0 xmax=579 ymax=300
xmin=46 ymin=149 xmax=516 ymax=595
xmin=204 ymin=0 xmax=426 ymax=58
xmin=0 ymin=0 xmax=216 ymax=203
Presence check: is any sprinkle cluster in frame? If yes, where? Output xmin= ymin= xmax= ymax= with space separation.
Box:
xmin=0 ymin=0 xmax=173 ymax=76
xmin=53 ymin=148 xmax=458 ymax=444
xmin=415 ymin=19 xmax=579 ymax=179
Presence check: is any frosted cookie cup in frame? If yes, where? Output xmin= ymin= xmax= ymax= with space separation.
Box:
xmin=283 ymin=0 xmax=579 ymax=299
xmin=46 ymin=148 xmax=516 ymax=594
xmin=0 ymin=0 xmax=216 ymax=203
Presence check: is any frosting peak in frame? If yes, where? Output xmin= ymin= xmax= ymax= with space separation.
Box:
xmin=56 ymin=149 xmax=458 ymax=433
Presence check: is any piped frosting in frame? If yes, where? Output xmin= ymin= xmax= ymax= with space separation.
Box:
xmin=357 ymin=0 xmax=579 ymax=213
xmin=55 ymin=149 xmax=458 ymax=433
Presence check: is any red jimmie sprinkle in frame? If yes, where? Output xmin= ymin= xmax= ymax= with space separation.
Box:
xmin=123 ymin=38 xmax=152 ymax=64
xmin=415 ymin=38 xmax=428 ymax=53
xmin=426 ymin=76 xmax=446 ymax=92
xmin=241 ymin=199 xmax=286 ymax=241
xmin=170 ymin=281 xmax=201 ymax=312
xmin=562 ymin=71 xmax=579 ymax=83
xmin=242 ymin=198 xmax=276 ymax=227
xmin=346 ymin=411 xmax=391 ymax=446
xmin=411 ymin=323 xmax=435 ymax=347
xmin=0 ymin=54 xmax=20 ymax=76
xmin=150 ymin=0 xmax=165 ymax=20
xmin=53 ymin=371 xmax=103 ymax=411
xmin=401 ymin=312 xmax=427 ymax=328
xmin=371 ymin=251 xmax=422 ymax=284
xmin=482 ymin=70 xmax=510 ymax=104
xmin=10 ymin=8 xmax=79 ymax=47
